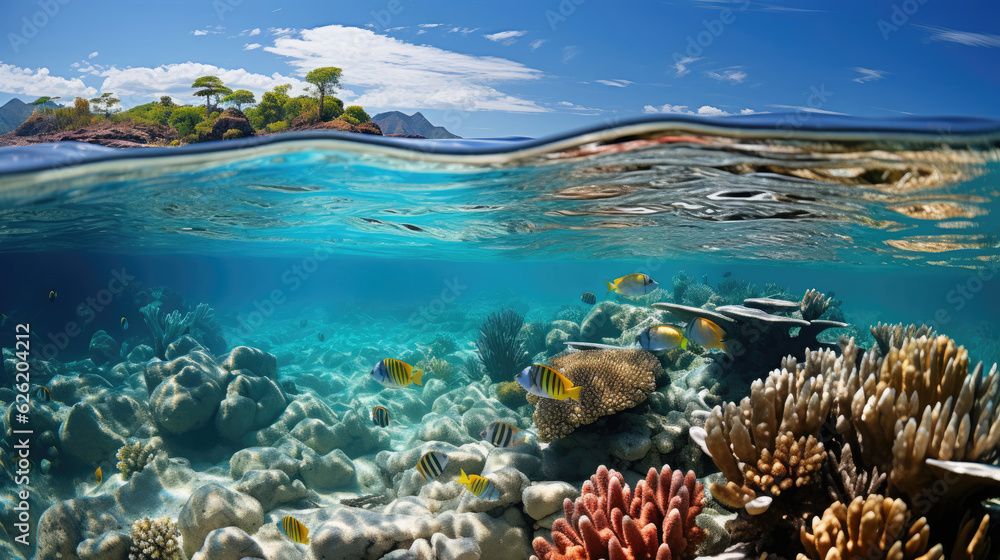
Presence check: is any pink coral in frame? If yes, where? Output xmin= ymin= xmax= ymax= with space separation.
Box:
xmin=532 ymin=465 xmax=706 ymax=560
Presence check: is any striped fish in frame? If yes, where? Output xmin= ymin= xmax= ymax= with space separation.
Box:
xmin=515 ymin=363 xmax=582 ymax=401
xmin=480 ymin=421 xmax=526 ymax=448
xmin=370 ymin=358 xmax=424 ymax=388
xmin=580 ymin=292 xmax=596 ymax=305
xmin=371 ymin=406 xmax=390 ymax=428
xmin=415 ymin=451 xmax=449 ymax=481
xmin=458 ymin=469 xmax=500 ymax=501
xmin=277 ymin=515 xmax=310 ymax=544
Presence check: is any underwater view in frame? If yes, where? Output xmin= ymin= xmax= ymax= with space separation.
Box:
xmin=2 ymin=1 xmax=1000 ymax=559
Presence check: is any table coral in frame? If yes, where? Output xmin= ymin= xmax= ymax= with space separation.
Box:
xmin=531 ymin=464 xmax=705 ymax=560
xmin=527 ymin=349 xmax=661 ymax=440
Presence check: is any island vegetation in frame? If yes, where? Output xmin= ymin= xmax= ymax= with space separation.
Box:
xmin=12 ymin=66 xmax=379 ymax=147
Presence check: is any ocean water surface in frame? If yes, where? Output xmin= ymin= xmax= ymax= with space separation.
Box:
xmin=0 ymin=114 xmax=999 ymax=559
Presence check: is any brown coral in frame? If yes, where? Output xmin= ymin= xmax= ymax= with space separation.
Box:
xmin=527 ymin=349 xmax=662 ymax=440
xmin=797 ymin=495 xmax=942 ymax=560
xmin=698 ymin=348 xmax=840 ymax=512
xmin=496 ymin=380 xmax=528 ymax=409
xmin=531 ymin=464 xmax=706 ymax=560
xmin=800 ymin=289 xmax=831 ymax=321
xmin=834 ymin=335 xmax=1000 ymax=501
xmin=869 ymin=322 xmax=935 ymax=356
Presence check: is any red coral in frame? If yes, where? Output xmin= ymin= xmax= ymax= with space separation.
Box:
xmin=532 ymin=465 xmax=706 ymax=560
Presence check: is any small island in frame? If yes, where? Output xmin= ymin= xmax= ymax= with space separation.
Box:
xmin=0 ymin=67 xmax=416 ymax=148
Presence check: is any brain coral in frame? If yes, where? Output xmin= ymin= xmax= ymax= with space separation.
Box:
xmin=527 ymin=349 xmax=662 ymax=441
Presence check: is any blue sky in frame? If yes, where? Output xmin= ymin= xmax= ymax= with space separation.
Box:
xmin=1 ymin=0 xmax=999 ymax=137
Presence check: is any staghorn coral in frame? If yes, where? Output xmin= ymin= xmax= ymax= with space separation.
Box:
xmin=496 ymin=380 xmax=528 ymax=410
xmin=531 ymin=464 xmax=705 ymax=560
xmin=797 ymin=495 xmax=941 ymax=560
xmin=527 ymin=349 xmax=662 ymax=441
xmin=824 ymin=442 xmax=885 ymax=503
xmin=129 ymin=516 xmax=183 ymax=560
xmin=869 ymin=322 xmax=935 ymax=356
xmin=117 ymin=441 xmax=156 ymax=480
xmin=695 ymin=348 xmax=840 ymax=513
xmin=952 ymin=512 xmax=992 ymax=560
xmin=476 ymin=308 xmax=530 ymax=383
xmin=800 ymin=289 xmax=831 ymax=321
xmin=833 ymin=335 xmax=1000 ymax=503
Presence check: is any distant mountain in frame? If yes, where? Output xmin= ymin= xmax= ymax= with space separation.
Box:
xmin=0 ymin=98 xmax=59 ymax=134
xmin=371 ymin=111 xmax=460 ymax=139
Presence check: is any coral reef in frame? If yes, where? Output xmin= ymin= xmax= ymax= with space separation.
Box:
xmin=799 ymin=289 xmax=831 ymax=321
xmin=654 ymin=289 xmax=847 ymax=378
xmin=117 ymin=441 xmax=156 ymax=480
xmin=869 ymin=322 xmax=936 ymax=356
xmin=717 ymin=278 xmax=759 ymax=306
xmin=417 ymin=356 xmax=456 ymax=384
xmin=797 ymin=495 xmax=940 ymax=560
xmin=527 ymin=349 xmax=662 ymax=440
xmin=128 ymin=516 xmax=183 ymax=560
xmin=476 ymin=308 xmax=530 ymax=383
xmin=496 ymin=380 xmax=529 ymax=410
xmin=141 ymin=302 xmax=217 ymax=359
xmin=531 ymin=464 xmax=706 ymax=560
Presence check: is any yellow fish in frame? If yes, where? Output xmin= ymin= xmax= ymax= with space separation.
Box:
xmin=48 ymin=290 xmax=57 ymax=302
xmin=95 ymin=466 xmax=102 ymax=484
xmin=458 ymin=469 xmax=500 ymax=500
xmin=370 ymin=358 xmax=424 ymax=388
xmin=277 ymin=515 xmax=310 ymax=544
xmin=686 ymin=317 xmax=726 ymax=351
xmin=639 ymin=325 xmax=687 ymax=352
xmin=606 ymin=274 xmax=658 ymax=297
xmin=515 ymin=364 xmax=582 ymax=401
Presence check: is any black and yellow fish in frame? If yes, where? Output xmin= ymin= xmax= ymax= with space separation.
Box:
xmin=580 ymin=292 xmax=596 ymax=305
xmin=95 ymin=466 xmax=102 ymax=484
xmin=370 ymin=358 xmax=424 ymax=388
xmin=458 ymin=469 xmax=500 ymax=500
xmin=480 ymin=421 xmax=527 ymax=448
xmin=415 ymin=451 xmax=448 ymax=481
xmin=48 ymin=290 xmax=57 ymax=302
xmin=121 ymin=317 xmax=129 ymax=330
xmin=277 ymin=515 xmax=310 ymax=544
xmin=33 ymin=385 xmax=50 ymax=402
xmin=371 ymin=406 xmax=390 ymax=428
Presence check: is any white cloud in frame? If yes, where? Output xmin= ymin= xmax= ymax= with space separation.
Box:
xmin=97 ymin=62 xmax=307 ymax=104
xmin=249 ymin=28 xmax=261 ymax=36
xmin=672 ymin=56 xmax=700 ymax=77
xmin=557 ymin=100 xmax=600 ymax=113
xmin=596 ymin=79 xmax=632 ymax=88
xmin=244 ymin=43 xmax=261 ymax=50
xmin=768 ymin=104 xmax=846 ymax=115
xmin=77 ymin=65 xmax=94 ymax=73
xmin=920 ymin=25 xmax=1000 ymax=47
xmin=71 ymin=62 xmax=80 ymax=68
xmin=643 ymin=102 xmax=755 ymax=116
xmin=561 ymin=46 xmax=579 ymax=63
xmin=417 ymin=30 xmax=426 ymax=35
xmin=264 ymin=25 xmax=547 ymax=112
xmin=419 ymin=23 xmax=443 ymax=28
xmin=269 ymin=27 xmax=296 ymax=36
xmin=530 ymin=39 xmax=546 ymax=51
xmin=0 ymin=63 xmax=98 ymax=98
xmin=192 ymin=30 xmax=208 ymax=36
xmin=484 ymin=30 xmax=526 ymax=45
xmin=449 ymin=27 xmax=479 ymax=35
xmin=852 ymin=67 xmax=886 ymax=83
xmin=705 ymin=69 xmax=747 ymax=83
xmin=88 ymin=51 xmax=98 ymax=59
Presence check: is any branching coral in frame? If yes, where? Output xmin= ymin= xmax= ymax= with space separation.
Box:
xmin=129 ymin=516 xmax=183 ymax=560
xmin=797 ymin=495 xmax=941 ymax=560
xmin=117 ymin=441 xmax=156 ymax=480
xmin=869 ymin=322 xmax=935 ymax=356
xmin=824 ymin=442 xmax=885 ymax=503
xmin=800 ymin=289 xmax=831 ymax=321
xmin=141 ymin=302 xmax=215 ymax=359
xmin=527 ymin=349 xmax=662 ymax=440
xmin=833 ymin=335 xmax=1000 ymax=502
xmin=531 ymin=464 xmax=706 ymax=560
xmin=476 ymin=308 xmax=530 ymax=383
xmin=696 ymin=348 xmax=839 ymax=513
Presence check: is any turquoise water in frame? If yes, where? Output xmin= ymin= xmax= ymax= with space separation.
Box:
xmin=1 ymin=116 xmax=999 ymax=559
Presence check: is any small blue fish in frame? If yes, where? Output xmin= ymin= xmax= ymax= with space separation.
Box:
xmin=121 ymin=317 xmax=129 ymax=330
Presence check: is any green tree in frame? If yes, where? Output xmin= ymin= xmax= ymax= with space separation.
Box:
xmin=159 ymin=96 xmax=174 ymax=107
xmin=221 ymin=89 xmax=256 ymax=110
xmin=343 ymin=105 xmax=370 ymax=123
xmin=305 ymin=67 xmax=341 ymax=121
xmin=251 ymin=84 xmax=292 ymax=129
xmin=191 ymin=76 xmax=232 ymax=116
xmin=54 ymin=97 xmax=91 ymax=129
xmin=89 ymin=92 xmax=120 ymax=117
xmin=167 ymin=106 xmax=205 ymax=137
